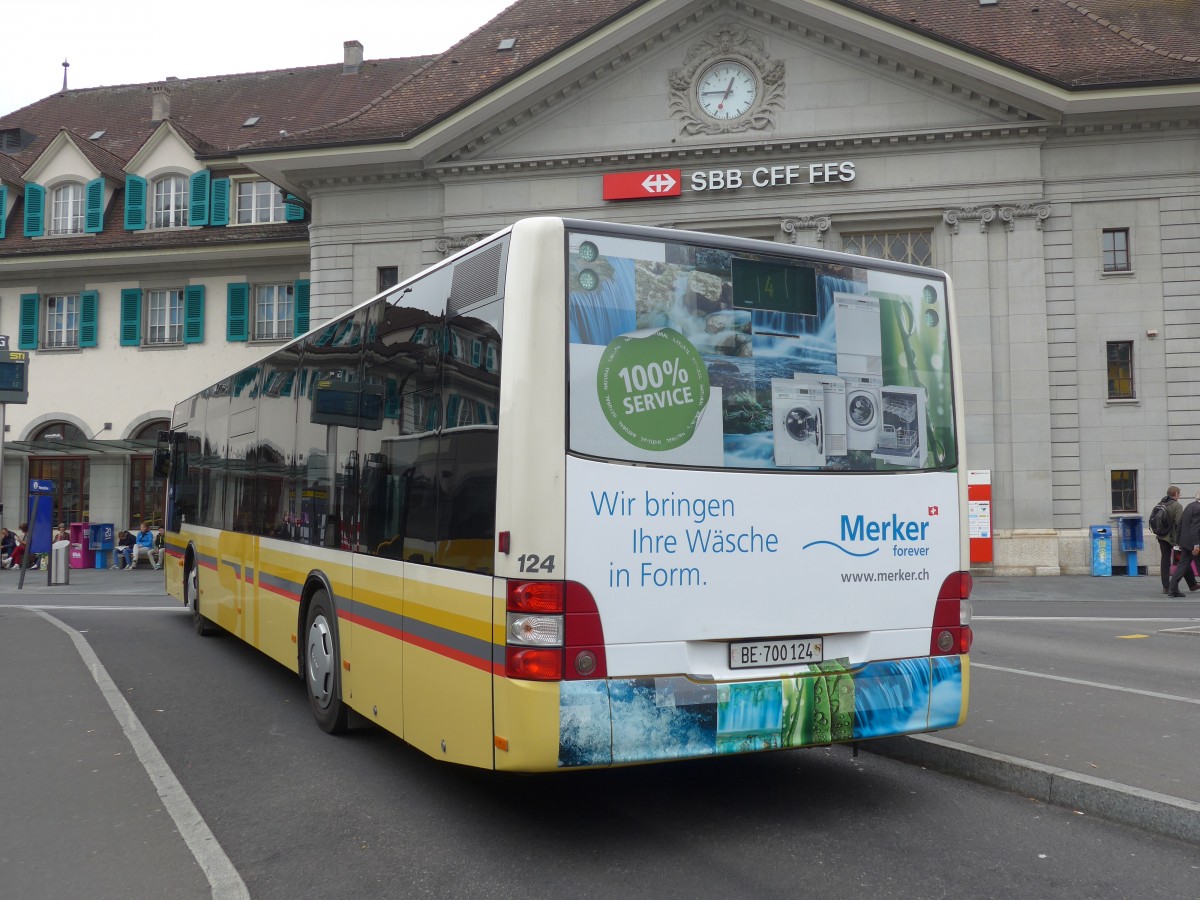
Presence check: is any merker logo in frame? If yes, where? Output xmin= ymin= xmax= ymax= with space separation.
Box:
xmin=802 ymin=512 xmax=932 ymax=557
xmin=840 ymin=514 xmax=930 ymax=542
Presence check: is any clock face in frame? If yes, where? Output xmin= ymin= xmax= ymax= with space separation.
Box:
xmin=696 ymin=60 xmax=757 ymax=120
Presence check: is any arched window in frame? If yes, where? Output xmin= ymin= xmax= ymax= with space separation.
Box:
xmin=130 ymin=419 xmax=170 ymax=528
xmin=29 ymin=422 xmax=88 ymax=525
xmin=32 ymin=422 xmax=85 ymax=441
xmin=50 ymin=183 xmax=85 ymax=235
xmin=152 ymin=174 xmax=189 ymax=228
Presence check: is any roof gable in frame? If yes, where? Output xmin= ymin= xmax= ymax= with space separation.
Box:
xmin=469 ymin=11 xmax=1033 ymax=164
xmin=124 ymin=121 xmax=202 ymax=177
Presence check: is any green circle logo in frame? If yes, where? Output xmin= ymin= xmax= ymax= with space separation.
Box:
xmin=596 ymin=328 xmax=711 ymax=450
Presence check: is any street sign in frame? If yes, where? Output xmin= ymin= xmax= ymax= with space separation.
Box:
xmin=0 ymin=348 xmax=29 ymax=403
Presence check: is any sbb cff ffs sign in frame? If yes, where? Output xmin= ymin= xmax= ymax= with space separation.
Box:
xmin=602 ymin=170 xmax=682 ymax=201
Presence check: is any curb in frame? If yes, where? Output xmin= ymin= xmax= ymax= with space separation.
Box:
xmin=868 ymin=734 xmax=1200 ymax=845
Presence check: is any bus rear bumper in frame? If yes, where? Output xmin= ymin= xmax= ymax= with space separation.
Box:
xmin=557 ymin=655 xmax=967 ymax=768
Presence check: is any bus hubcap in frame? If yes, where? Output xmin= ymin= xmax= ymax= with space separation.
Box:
xmin=306 ymin=616 xmax=335 ymax=709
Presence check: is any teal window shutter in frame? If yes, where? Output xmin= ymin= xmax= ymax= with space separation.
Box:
xmin=293 ymin=279 xmax=310 ymax=335
xmin=184 ymin=285 xmax=205 ymax=344
xmin=188 ymin=171 xmax=210 ymax=226
xmin=385 ymin=377 xmax=399 ymax=419
xmin=0 ymin=185 xmax=7 ymax=238
xmin=120 ymin=288 xmax=142 ymax=346
xmin=23 ymin=184 xmax=45 ymax=237
xmin=79 ymin=290 xmax=99 ymax=347
xmin=124 ymin=175 xmax=147 ymax=230
xmin=226 ymin=282 xmax=249 ymax=341
xmin=18 ymin=293 xmax=39 ymax=349
xmin=84 ymin=177 xmax=105 ymax=233
xmin=284 ymin=194 xmax=305 ymax=222
xmin=210 ymin=178 xmax=229 ymax=227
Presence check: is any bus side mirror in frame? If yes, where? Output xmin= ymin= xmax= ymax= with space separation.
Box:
xmin=153 ymin=448 xmax=171 ymax=479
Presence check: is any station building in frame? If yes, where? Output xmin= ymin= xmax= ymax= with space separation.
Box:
xmin=1 ymin=0 xmax=1198 ymax=574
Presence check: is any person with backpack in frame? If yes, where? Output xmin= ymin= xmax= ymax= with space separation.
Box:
xmin=1152 ymin=486 xmax=1195 ymax=595
xmin=1167 ymin=488 xmax=1200 ymax=597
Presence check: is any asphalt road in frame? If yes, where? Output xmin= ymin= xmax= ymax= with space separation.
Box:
xmin=2 ymin=568 xmax=1198 ymax=899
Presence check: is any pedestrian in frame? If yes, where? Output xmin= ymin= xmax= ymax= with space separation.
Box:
xmin=112 ymin=529 xmax=134 ymax=570
xmin=0 ymin=528 xmax=14 ymax=568
xmin=130 ymin=522 xmax=157 ymax=569
xmin=1167 ymin=489 xmax=1200 ymax=596
xmin=1153 ymin=486 xmax=1196 ymax=594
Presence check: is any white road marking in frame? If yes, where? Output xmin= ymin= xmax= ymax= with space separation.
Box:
xmin=30 ymin=608 xmax=250 ymax=900
xmin=5 ymin=604 xmax=186 ymax=611
xmin=971 ymin=662 xmax=1200 ymax=706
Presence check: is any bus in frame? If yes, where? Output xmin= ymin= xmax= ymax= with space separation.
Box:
xmin=161 ymin=217 xmax=972 ymax=771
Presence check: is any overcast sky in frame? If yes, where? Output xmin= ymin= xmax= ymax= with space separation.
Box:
xmin=2 ymin=0 xmax=517 ymax=117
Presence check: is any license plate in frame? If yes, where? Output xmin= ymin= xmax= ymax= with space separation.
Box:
xmin=729 ymin=637 xmax=824 ymax=670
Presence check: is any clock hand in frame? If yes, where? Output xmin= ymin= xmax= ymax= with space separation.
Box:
xmin=717 ymin=76 xmax=735 ymax=111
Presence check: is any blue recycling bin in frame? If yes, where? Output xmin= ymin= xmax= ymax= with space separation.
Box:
xmin=1118 ymin=516 xmax=1144 ymax=576
xmin=89 ymin=523 xmax=115 ymax=569
xmin=1090 ymin=525 xmax=1112 ymax=576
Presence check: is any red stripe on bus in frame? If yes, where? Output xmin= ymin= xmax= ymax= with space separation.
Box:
xmin=342 ymin=608 xmax=494 ymax=674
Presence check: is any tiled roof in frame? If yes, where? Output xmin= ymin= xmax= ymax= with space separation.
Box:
xmin=1 ymin=0 xmax=1198 ymax=172
xmin=255 ymin=0 xmax=648 ymax=149
xmin=66 ymin=130 xmax=129 ymax=182
xmin=0 ymin=55 xmax=434 ymax=172
xmin=832 ymin=0 xmax=1200 ymax=88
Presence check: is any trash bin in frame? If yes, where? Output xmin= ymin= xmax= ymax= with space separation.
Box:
xmin=90 ymin=523 xmax=115 ymax=569
xmin=50 ymin=539 xmax=70 ymax=585
xmin=1090 ymin=525 xmax=1112 ymax=576
xmin=1118 ymin=516 xmax=1144 ymax=577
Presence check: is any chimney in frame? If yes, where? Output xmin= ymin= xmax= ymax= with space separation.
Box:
xmin=151 ymin=85 xmax=172 ymax=122
xmin=343 ymin=40 xmax=363 ymax=74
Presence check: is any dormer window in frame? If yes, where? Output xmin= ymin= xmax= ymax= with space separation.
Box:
xmin=50 ymin=183 xmax=85 ymax=235
xmin=152 ymin=174 xmax=189 ymax=228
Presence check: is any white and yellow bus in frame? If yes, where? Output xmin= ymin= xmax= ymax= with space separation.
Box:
xmin=162 ymin=217 xmax=972 ymax=771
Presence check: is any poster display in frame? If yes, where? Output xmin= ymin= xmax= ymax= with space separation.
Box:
xmin=567 ymin=231 xmax=957 ymax=472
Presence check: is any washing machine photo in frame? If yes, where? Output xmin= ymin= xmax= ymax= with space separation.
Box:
xmin=843 ymin=374 xmax=882 ymax=452
xmin=834 ymin=292 xmax=882 ymax=378
xmin=772 ymin=378 xmax=825 ymax=468
xmin=795 ymin=373 xmax=847 ymax=458
xmin=872 ymin=385 xmax=927 ymax=467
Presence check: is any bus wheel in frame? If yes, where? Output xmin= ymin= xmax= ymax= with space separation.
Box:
xmin=186 ymin=561 xmax=216 ymax=637
xmin=304 ymin=590 xmax=349 ymax=734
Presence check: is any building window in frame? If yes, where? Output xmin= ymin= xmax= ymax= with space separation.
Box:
xmin=147 ymin=289 xmax=184 ymax=344
xmin=1111 ymin=469 xmax=1138 ymax=514
xmin=152 ymin=175 xmax=189 ymax=228
xmin=378 ymin=266 xmax=399 ymax=292
xmin=50 ymin=183 xmax=85 ymax=235
xmin=129 ymin=420 xmax=169 ymax=528
xmin=254 ymin=283 xmax=294 ymax=340
xmin=45 ymin=295 xmax=79 ymax=348
xmin=236 ymin=180 xmax=284 ymax=224
xmin=29 ymin=456 xmax=89 ymax=525
xmin=1106 ymin=341 xmax=1135 ymax=399
xmin=842 ymin=230 xmax=933 ymax=266
xmin=1103 ymin=228 xmax=1131 ymax=273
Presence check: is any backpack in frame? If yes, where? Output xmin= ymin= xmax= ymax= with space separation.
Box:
xmin=1149 ymin=499 xmax=1172 ymax=539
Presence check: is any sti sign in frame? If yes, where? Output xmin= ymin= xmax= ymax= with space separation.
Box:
xmin=602 ymin=161 xmax=855 ymax=201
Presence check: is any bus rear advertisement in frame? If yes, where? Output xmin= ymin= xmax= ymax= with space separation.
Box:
xmin=163 ymin=217 xmax=971 ymax=771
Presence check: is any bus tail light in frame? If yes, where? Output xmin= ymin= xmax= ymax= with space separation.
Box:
xmin=931 ymin=571 xmax=974 ymax=656
xmin=504 ymin=580 xmax=607 ymax=681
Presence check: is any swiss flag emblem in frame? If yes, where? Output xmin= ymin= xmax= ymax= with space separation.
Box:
xmin=603 ymin=169 xmax=682 ymax=201
xmin=928 ymin=506 xmax=939 ymax=517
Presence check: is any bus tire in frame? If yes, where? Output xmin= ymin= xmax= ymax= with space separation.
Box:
xmin=186 ymin=560 xmax=217 ymax=637
xmin=304 ymin=590 xmax=349 ymax=734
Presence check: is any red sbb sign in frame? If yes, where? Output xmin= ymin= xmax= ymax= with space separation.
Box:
xmin=602 ymin=169 xmax=682 ymax=201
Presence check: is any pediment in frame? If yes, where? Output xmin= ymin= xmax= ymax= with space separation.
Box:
xmin=441 ymin=2 xmax=1047 ymax=166
xmin=22 ymin=131 xmax=101 ymax=185
xmin=125 ymin=122 xmax=201 ymax=179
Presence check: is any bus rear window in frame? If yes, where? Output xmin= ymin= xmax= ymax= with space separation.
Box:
xmin=566 ymin=231 xmax=956 ymax=472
